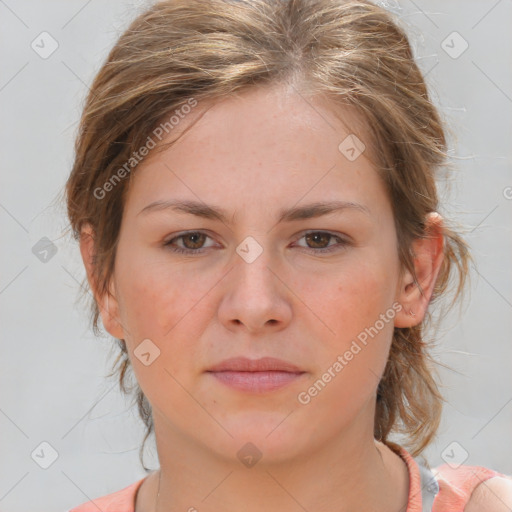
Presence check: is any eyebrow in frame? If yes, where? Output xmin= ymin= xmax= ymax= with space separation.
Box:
xmin=137 ymin=199 xmax=371 ymax=223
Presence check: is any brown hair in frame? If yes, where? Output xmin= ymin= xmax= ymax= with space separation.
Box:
xmin=65 ymin=0 xmax=470 ymax=468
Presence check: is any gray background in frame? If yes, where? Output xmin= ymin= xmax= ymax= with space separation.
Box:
xmin=0 ymin=1 xmax=511 ymax=511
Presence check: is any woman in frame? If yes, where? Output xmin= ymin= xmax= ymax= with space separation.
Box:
xmin=65 ymin=0 xmax=512 ymax=510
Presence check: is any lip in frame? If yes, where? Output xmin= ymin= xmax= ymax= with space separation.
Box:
xmin=207 ymin=356 xmax=303 ymax=373
xmin=206 ymin=357 xmax=306 ymax=393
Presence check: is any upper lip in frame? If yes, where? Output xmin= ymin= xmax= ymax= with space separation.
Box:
xmin=207 ymin=357 xmax=303 ymax=373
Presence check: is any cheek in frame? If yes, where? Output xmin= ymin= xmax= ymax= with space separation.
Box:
xmin=114 ymin=258 xmax=213 ymax=406
xmin=293 ymin=250 xmax=398 ymax=401
xmin=302 ymin=255 xmax=398 ymax=341
xmin=114 ymin=249 xmax=195 ymax=340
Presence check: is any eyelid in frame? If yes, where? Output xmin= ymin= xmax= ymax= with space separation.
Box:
xmin=294 ymin=229 xmax=349 ymax=243
xmin=164 ymin=230 xmax=219 ymax=251
xmin=292 ymin=230 xmax=350 ymax=252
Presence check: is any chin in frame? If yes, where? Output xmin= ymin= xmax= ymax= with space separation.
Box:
xmin=198 ymin=410 xmax=315 ymax=467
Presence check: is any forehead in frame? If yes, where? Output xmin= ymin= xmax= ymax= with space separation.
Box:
xmin=125 ymin=83 xmax=383 ymax=216
xmin=163 ymin=84 xmax=373 ymax=157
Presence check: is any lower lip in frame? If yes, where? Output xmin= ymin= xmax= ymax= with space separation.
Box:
xmin=208 ymin=371 xmax=305 ymax=393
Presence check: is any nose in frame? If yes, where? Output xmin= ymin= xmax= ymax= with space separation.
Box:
xmin=217 ymin=246 xmax=293 ymax=335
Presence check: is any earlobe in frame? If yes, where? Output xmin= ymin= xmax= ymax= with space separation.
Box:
xmin=100 ymin=286 xmax=125 ymax=340
xmin=394 ymin=212 xmax=444 ymax=328
xmin=79 ymin=224 xmax=125 ymax=339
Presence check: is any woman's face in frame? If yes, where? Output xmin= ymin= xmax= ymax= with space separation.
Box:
xmin=101 ymin=84 xmax=410 ymax=463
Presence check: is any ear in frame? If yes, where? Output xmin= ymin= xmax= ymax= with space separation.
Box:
xmin=394 ymin=212 xmax=444 ymax=328
xmin=79 ymin=223 xmax=125 ymax=339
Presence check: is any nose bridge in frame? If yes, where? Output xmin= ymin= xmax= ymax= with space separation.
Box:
xmin=233 ymin=236 xmax=276 ymax=294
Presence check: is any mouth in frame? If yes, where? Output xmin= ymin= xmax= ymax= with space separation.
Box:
xmin=206 ymin=357 xmax=306 ymax=393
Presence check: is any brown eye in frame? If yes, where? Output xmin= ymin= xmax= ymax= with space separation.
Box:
xmin=294 ymin=231 xmax=349 ymax=254
xmin=164 ymin=231 xmax=216 ymax=255
xmin=305 ymin=232 xmax=332 ymax=249
xmin=180 ymin=232 xmax=207 ymax=249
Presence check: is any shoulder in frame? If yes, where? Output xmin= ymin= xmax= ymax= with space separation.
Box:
xmin=432 ymin=461 xmax=512 ymax=512
xmin=68 ymin=477 xmax=146 ymax=512
xmin=465 ymin=476 xmax=512 ymax=512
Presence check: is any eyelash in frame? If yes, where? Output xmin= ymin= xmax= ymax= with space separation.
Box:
xmin=163 ymin=231 xmax=349 ymax=255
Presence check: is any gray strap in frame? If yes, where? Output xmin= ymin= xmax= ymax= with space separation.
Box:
xmin=416 ymin=460 xmax=440 ymax=512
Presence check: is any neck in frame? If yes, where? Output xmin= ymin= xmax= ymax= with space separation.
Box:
xmin=142 ymin=408 xmax=409 ymax=512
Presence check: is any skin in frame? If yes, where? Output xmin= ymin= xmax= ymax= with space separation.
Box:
xmin=80 ymin=82 xmax=445 ymax=512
